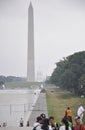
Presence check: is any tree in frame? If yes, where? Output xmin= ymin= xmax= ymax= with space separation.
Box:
xmin=50 ymin=51 xmax=85 ymax=95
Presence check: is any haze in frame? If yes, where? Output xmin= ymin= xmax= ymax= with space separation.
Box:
xmin=0 ymin=0 xmax=85 ymax=80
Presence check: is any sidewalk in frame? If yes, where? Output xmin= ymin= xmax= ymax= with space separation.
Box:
xmin=28 ymin=92 xmax=48 ymax=126
xmin=0 ymin=126 xmax=33 ymax=130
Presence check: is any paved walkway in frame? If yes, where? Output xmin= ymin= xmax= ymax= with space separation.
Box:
xmin=0 ymin=126 xmax=33 ymax=130
xmin=28 ymin=92 xmax=48 ymax=126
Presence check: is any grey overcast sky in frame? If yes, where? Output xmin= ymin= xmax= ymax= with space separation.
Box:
xmin=0 ymin=0 xmax=85 ymax=79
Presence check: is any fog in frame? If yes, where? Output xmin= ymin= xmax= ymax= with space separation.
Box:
xmin=0 ymin=0 xmax=85 ymax=80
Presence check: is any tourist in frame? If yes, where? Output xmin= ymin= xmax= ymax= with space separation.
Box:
xmin=20 ymin=117 xmax=24 ymax=127
xmin=49 ymin=116 xmax=59 ymax=130
xmin=41 ymin=118 xmax=52 ymax=130
xmin=65 ymin=107 xmax=72 ymax=123
xmin=33 ymin=116 xmax=42 ymax=130
xmin=59 ymin=117 xmax=72 ymax=130
xmin=40 ymin=113 xmax=46 ymax=125
xmin=77 ymin=103 xmax=85 ymax=123
xmin=73 ymin=116 xmax=85 ymax=130
xmin=26 ymin=120 xmax=29 ymax=127
xmin=40 ymin=113 xmax=46 ymax=120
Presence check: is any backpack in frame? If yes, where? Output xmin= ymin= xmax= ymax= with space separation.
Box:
xmin=32 ymin=125 xmax=39 ymax=130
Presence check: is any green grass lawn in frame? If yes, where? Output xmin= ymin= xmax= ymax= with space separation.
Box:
xmin=46 ymin=90 xmax=85 ymax=124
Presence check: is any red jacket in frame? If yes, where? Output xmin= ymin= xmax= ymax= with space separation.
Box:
xmin=73 ymin=124 xmax=85 ymax=130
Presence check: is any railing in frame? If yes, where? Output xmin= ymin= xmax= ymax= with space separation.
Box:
xmin=0 ymin=103 xmax=47 ymax=115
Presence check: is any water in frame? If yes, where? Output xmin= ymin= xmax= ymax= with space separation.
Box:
xmin=0 ymin=89 xmax=40 ymax=126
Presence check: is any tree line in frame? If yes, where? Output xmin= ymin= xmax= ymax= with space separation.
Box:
xmin=0 ymin=76 xmax=26 ymax=85
xmin=50 ymin=51 xmax=85 ymax=96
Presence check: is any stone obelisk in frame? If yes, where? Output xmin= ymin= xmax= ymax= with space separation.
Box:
xmin=27 ymin=2 xmax=35 ymax=82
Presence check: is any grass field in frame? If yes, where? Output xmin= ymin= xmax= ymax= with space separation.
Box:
xmin=46 ymin=89 xmax=85 ymax=124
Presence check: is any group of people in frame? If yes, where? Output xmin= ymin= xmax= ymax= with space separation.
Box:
xmin=33 ymin=103 xmax=85 ymax=130
xmin=33 ymin=113 xmax=56 ymax=130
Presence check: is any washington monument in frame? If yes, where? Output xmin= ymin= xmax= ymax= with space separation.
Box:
xmin=27 ymin=2 xmax=35 ymax=82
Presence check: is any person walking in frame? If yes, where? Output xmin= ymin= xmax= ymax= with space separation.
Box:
xmin=77 ymin=103 xmax=85 ymax=123
xmin=65 ymin=107 xmax=72 ymax=123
